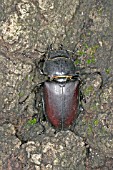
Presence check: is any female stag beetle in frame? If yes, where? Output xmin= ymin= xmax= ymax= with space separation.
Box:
xmin=34 ymin=45 xmax=81 ymax=131
xmin=20 ymin=45 xmax=102 ymax=132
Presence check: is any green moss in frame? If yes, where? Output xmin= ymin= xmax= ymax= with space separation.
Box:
xmin=74 ymin=44 xmax=99 ymax=66
xmin=74 ymin=59 xmax=81 ymax=65
xmin=105 ymin=68 xmax=110 ymax=74
xmin=97 ymin=7 xmax=103 ymax=15
xmin=83 ymin=43 xmax=89 ymax=49
xmin=26 ymin=74 xmax=33 ymax=81
xmin=19 ymin=91 xmax=25 ymax=97
xmin=86 ymin=57 xmax=96 ymax=64
xmin=91 ymin=102 xmax=99 ymax=111
xmin=87 ymin=124 xmax=93 ymax=134
xmin=101 ymin=126 xmax=107 ymax=134
xmin=27 ymin=118 xmax=37 ymax=125
xmin=77 ymin=50 xmax=86 ymax=56
xmin=84 ymin=85 xmax=94 ymax=96
xmin=84 ymin=44 xmax=99 ymax=54
xmin=90 ymin=45 xmax=99 ymax=53
xmin=94 ymin=119 xmax=99 ymax=126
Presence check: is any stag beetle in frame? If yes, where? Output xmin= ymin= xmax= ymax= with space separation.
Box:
xmin=34 ymin=45 xmax=82 ymax=131
xmin=20 ymin=45 xmax=102 ymax=132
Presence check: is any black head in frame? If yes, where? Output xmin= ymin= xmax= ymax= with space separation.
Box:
xmin=43 ymin=49 xmax=76 ymax=77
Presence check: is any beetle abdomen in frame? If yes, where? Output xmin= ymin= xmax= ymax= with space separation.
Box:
xmin=43 ymin=80 xmax=79 ymax=129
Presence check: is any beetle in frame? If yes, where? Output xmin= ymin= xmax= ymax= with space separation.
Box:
xmin=35 ymin=46 xmax=81 ymax=130
xmin=19 ymin=45 xmax=102 ymax=132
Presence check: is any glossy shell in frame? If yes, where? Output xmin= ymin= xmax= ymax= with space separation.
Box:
xmin=43 ymin=80 xmax=80 ymax=129
xmin=43 ymin=50 xmax=76 ymax=77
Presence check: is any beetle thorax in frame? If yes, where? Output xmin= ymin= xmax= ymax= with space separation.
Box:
xmin=43 ymin=57 xmax=75 ymax=77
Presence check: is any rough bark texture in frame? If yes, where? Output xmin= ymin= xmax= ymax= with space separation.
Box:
xmin=0 ymin=0 xmax=113 ymax=169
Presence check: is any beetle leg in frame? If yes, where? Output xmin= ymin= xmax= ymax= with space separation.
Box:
xmin=80 ymin=90 xmax=86 ymax=103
